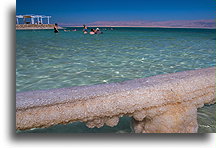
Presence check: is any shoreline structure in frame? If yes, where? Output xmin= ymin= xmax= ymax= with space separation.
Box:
xmin=16 ymin=24 xmax=63 ymax=30
xmin=16 ymin=67 xmax=215 ymax=133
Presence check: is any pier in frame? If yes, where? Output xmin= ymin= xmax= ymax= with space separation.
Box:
xmin=15 ymin=14 xmax=61 ymax=30
xmin=16 ymin=15 xmax=51 ymax=25
xmin=16 ymin=67 xmax=215 ymax=133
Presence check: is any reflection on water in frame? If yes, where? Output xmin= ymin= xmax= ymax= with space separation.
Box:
xmin=17 ymin=116 xmax=133 ymax=133
xmin=16 ymin=28 xmax=216 ymax=92
xmin=198 ymin=104 xmax=216 ymax=133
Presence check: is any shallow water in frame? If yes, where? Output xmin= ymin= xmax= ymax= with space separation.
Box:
xmin=198 ymin=104 xmax=216 ymax=133
xmin=16 ymin=27 xmax=216 ymax=133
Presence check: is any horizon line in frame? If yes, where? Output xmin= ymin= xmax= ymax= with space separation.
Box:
xmin=60 ymin=26 xmax=216 ymax=29
xmin=58 ymin=19 xmax=215 ymax=29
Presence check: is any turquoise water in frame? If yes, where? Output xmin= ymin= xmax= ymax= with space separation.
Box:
xmin=16 ymin=27 xmax=216 ymax=133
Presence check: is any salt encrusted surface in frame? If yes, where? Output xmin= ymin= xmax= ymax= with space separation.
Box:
xmin=16 ymin=67 xmax=215 ymax=109
xmin=16 ymin=67 xmax=215 ymax=132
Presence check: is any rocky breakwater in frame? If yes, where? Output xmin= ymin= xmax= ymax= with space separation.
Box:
xmin=16 ymin=24 xmax=63 ymax=30
xmin=16 ymin=67 xmax=215 ymax=133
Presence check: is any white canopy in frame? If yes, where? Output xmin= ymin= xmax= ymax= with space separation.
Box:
xmin=16 ymin=14 xmax=51 ymax=24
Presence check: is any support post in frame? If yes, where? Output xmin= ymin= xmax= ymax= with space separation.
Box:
xmin=132 ymin=104 xmax=198 ymax=133
xmin=47 ymin=17 xmax=50 ymax=24
xmin=40 ymin=17 xmax=43 ymax=24
xmin=31 ymin=17 xmax=34 ymax=24
xmin=16 ymin=17 xmax=19 ymax=24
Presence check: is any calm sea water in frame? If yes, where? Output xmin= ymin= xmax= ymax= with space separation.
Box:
xmin=16 ymin=27 xmax=216 ymax=133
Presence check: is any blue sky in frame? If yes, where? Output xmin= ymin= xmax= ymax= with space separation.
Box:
xmin=16 ymin=0 xmax=215 ymax=25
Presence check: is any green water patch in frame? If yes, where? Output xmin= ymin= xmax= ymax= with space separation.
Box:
xmin=197 ymin=104 xmax=216 ymax=133
xmin=17 ymin=116 xmax=132 ymax=133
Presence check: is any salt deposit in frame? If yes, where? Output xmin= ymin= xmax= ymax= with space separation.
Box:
xmin=16 ymin=67 xmax=215 ymax=133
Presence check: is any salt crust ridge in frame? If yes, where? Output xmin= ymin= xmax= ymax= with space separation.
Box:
xmin=16 ymin=67 xmax=215 ymax=133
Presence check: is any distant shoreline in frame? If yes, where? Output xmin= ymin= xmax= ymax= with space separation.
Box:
xmin=64 ymin=26 xmax=216 ymax=29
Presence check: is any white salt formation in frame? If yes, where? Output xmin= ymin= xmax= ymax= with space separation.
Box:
xmin=16 ymin=67 xmax=215 ymax=133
